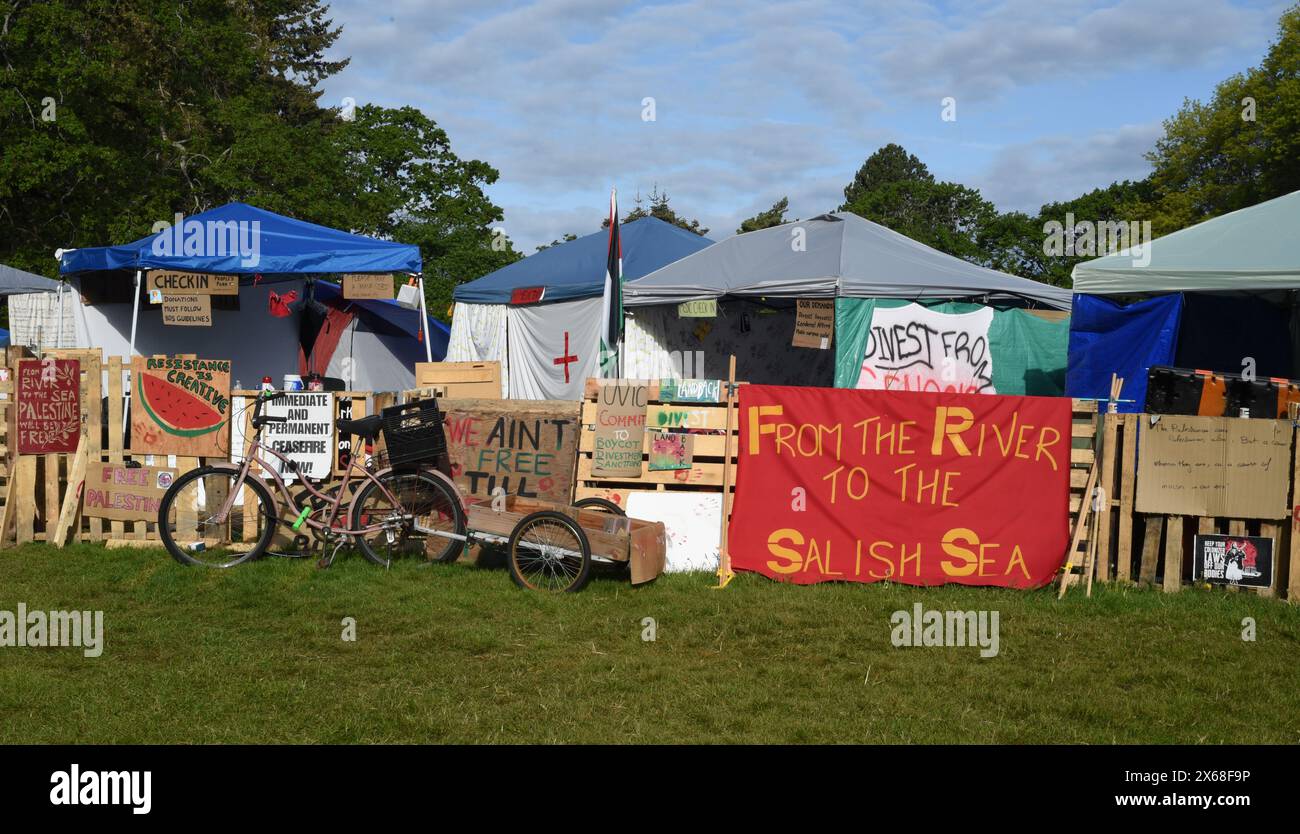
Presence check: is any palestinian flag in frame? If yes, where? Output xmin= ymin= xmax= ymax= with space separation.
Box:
xmin=599 ymin=188 xmax=622 ymax=375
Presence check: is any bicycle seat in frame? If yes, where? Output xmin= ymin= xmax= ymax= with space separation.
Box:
xmin=337 ymin=414 xmax=384 ymax=439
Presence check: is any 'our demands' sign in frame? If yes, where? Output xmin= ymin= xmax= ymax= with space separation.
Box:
xmin=728 ymin=385 xmax=1071 ymax=587
xmin=162 ymin=293 xmax=212 ymax=326
xmin=856 ymin=303 xmax=994 ymax=394
xmin=147 ymin=270 xmax=239 ymax=295
xmin=342 ymin=274 xmax=394 ymax=300
xmin=1136 ymin=416 xmax=1290 ymax=519
xmin=131 ymin=357 xmax=231 ymax=458
xmin=441 ymin=398 xmax=579 ymax=503
xmin=262 ymin=392 xmax=335 ymax=481
xmin=593 ymin=382 xmax=647 ymax=477
xmin=792 ymin=299 xmax=835 ymax=349
xmin=16 ymin=358 xmax=81 ymax=454
xmin=83 ymin=465 xmax=177 ymax=521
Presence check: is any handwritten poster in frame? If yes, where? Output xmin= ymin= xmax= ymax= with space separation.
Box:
xmin=792 ymin=299 xmax=835 ymax=349
xmin=658 ymin=378 xmax=722 ymax=403
xmin=262 ymin=392 xmax=335 ymax=481
xmin=342 ymin=274 xmax=394 ymax=300
xmin=441 ymin=398 xmax=579 ymax=503
xmin=16 ymin=358 xmax=81 ymax=454
xmin=131 ymin=357 xmax=231 ymax=458
xmin=83 ymin=464 xmax=177 ymax=521
xmin=1136 ymin=416 xmax=1290 ymax=519
xmin=162 ymin=293 xmax=212 ymax=326
xmin=147 ymin=270 xmax=239 ymax=295
xmin=856 ymin=303 xmax=995 ymax=394
xmin=728 ymin=385 xmax=1071 ymax=587
xmin=593 ymin=382 xmax=647 ymax=477
xmin=647 ymin=431 xmax=693 ymax=471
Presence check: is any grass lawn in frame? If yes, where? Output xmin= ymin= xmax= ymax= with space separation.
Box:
xmin=0 ymin=541 xmax=1297 ymax=744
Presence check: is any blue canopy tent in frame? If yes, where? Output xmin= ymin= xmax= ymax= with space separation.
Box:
xmin=58 ymin=202 xmax=435 ymax=390
xmin=447 ymin=217 xmax=713 ymax=398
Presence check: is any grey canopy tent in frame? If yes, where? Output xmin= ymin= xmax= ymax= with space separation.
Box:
xmin=1 ymin=263 xmax=68 ymax=350
xmin=621 ymin=212 xmax=1073 ymax=392
xmin=624 ymin=212 xmax=1073 ymax=308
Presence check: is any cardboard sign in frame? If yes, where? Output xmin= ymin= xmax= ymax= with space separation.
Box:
xmin=162 ymin=293 xmax=212 ymax=326
xmin=658 ymin=378 xmax=722 ymax=403
xmin=592 ymin=382 xmax=647 ymax=477
xmin=728 ymin=385 xmax=1071 ymax=587
xmin=131 ymin=357 xmax=232 ymax=458
xmin=147 ymin=271 xmax=239 ymax=295
xmin=440 ymin=398 xmax=579 ymax=503
xmin=647 ymin=431 xmax=693 ymax=471
xmin=1194 ymin=534 xmax=1274 ymax=589
xmin=83 ymin=464 xmax=177 ymax=521
xmin=16 ymin=358 xmax=81 ymax=454
xmin=856 ymin=303 xmax=995 ymax=393
xmin=342 ymin=274 xmax=394 ymax=300
xmin=677 ymin=299 xmax=717 ymax=318
xmin=792 ymin=299 xmax=835 ymax=349
xmin=260 ymin=392 xmax=334 ymax=482
xmin=1135 ymin=416 xmax=1290 ymax=519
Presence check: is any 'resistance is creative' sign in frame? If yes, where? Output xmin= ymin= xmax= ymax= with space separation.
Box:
xmin=728 ymin=385 xmax=1070 ymax=588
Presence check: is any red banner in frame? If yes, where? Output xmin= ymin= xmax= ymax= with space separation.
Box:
xmin=16 ymin=358 xmax=81 ymax=454
xmin=728 ymin=385 xmax=1071 ymax=588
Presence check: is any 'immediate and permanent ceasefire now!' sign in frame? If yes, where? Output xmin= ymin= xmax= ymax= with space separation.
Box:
xmin=728 ymin=385 xmax=1071 ymax=588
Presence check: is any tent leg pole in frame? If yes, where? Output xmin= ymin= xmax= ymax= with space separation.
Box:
xmin=417 ymin=274 xmax=432 ymax=363
xmin=125 ymin=269 xmax=142 ymax=427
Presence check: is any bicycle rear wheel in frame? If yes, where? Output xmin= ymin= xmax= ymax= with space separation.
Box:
xmin=157 ymin=466 xmax=277 ymax=567
xmin=351 ymin=468 xmax=465 ymax=566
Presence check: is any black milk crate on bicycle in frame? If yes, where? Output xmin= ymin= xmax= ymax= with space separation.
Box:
xmin=380 ymin=398 xmax=448 ymax=467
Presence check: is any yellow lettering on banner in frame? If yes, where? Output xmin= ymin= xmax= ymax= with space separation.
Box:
xmin=941 ymin=470 xmax=961 ymax=507
xmin=1007 ymin=545 xmax=1030 ymax=579
xmin=931 ymin=407 xmax=973 ymax=456
xmin=1035 ymin=426 xmax=1061 ymax=471
xmin=896 ymin=420 xmax=917 ymax=455
xmin=766 ymin=528 xmax=804 ymax=574
xmin=747 ymin=405 xmax=784 ymax=454
xmin=853 ymin=416 xmax=880 ymax=455
xmin=868 ymin=541 xmax=896 ymax=579
xmin=941 ymin=527 xmax=979 ymax=576
xmin=899 ymin=542 xmax=921 ymax=577
xmin=775 ymin=422 xmax=797 ymax=457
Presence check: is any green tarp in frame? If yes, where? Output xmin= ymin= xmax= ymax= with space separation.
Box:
xmin=834 ymin=298 xmax=1069 ymax=396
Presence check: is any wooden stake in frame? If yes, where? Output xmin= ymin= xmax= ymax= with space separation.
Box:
xmin=715 ymin=354 xmax=737 ymax=589
xmin=52 ymin=434 xmax=88 ymax=548
xmin=1059 ymin=456 xmax=1100 ymax=598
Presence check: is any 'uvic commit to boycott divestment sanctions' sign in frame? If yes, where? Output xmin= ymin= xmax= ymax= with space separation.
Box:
xmin=727 ymin=385 xmax=1071 ymax=588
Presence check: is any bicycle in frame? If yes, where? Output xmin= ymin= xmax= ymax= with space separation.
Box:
xmin=157 ymin=390 xmax=466 ymax=569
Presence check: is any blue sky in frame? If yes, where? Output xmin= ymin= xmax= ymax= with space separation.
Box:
xmin=319 ymin=0 xmax=1288 ymax=252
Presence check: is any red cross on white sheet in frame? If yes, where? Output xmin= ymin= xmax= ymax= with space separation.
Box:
xmin=553 ymin=331 xmax=578 ymax=383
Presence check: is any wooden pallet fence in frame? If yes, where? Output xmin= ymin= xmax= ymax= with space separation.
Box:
xmin=574 ymin=378 xmax=740 ymax=510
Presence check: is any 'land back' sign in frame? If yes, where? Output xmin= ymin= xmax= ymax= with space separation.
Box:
xmin=728 ymin=385 xmax=1070 ymax=588
xmin=131 ymin=357 xmax=231 ymax=458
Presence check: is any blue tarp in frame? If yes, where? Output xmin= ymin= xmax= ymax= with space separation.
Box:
xmin=314 ymin=280 xmax=450 ymax=358
xmin=0 ymin=328 xmax=8 ymax=347
xmin=59 ymin=202 xmax=422 ymax=275
xmin=1066 ymin=293 xmax=1183 ymax=412
xmin=454 ymin=216 xmax=712 ymax=304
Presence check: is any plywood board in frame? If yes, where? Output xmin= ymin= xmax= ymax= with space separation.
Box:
xmin=414 ymin=362 xmax=501 ymax=399
xmin=1136 ymin=416 xmax=1290 ymax=519
xmin=130 ymin=357 xmax=232 ymax=458
xmin=440 ymin=398 xmax=580 ymax=504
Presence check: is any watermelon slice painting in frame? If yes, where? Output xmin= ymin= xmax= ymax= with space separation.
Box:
xmin=131 ymin=357 xmax=232 ymax=457
xmin=137 ymin=373 xmax=226 ymax=438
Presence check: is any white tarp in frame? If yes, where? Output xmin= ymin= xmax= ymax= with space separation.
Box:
xmin=505 ymin=296 xmax=603 ymax=400
xmin=856 ymin=303 xmax=995 ymax=394
xmin=8 ymin=289 xmax=77 ymax=350
xmin=445 ymin=301 xmax=509 ymax=397
xmin=626 ymin=491 xmax=722 ymax=572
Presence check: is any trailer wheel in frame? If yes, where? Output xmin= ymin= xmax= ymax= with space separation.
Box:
xmin=507 ymin=511 xmax=593 ymax=592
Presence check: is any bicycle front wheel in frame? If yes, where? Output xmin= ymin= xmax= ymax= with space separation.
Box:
xmin=351 ymin=468 xmax=466 ymax=566
xmin=158 ymin=466 xmax=278 ymax=567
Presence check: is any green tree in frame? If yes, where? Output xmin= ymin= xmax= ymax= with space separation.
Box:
xmin=535 ymin=233 xmax=578 ymax=252
xmin=840 ymin=143 xmax=932 ymax=208
xmin=736 ymin=197 xmax=791 ymax=233
xmin=1145 ymin=5 xmax=1300 ymax=222
xmin=605 ymin=186 xmax=709 ymax=236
